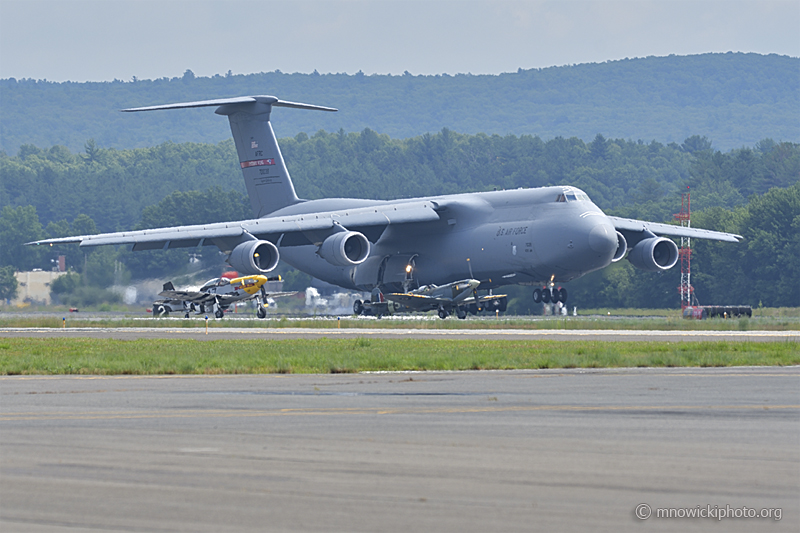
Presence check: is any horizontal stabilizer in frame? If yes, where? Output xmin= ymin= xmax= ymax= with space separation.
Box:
xmin=122 ymin=96 xmax=337 ymax=113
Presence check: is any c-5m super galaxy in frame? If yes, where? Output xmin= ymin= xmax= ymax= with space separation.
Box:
xmin=28 ymin=95 xmax=742 ymax=306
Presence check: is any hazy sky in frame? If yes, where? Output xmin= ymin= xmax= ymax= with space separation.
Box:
xmin=1 ymin=0 xmax=797 ymax=82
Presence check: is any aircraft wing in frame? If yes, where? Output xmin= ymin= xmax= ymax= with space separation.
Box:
xmin=384 ymin=293 xmax=444 ymax=310
xmin=263 ymin=291 xmax=296 ymax=299
xmin=158 ymin=290 xmax=217 ymax=305
xmin=463 ymin=293 xmax=507 ymax=305
xmin=26 ymin=201 xmax=441 ymax=251
xmin=607 ymin=216 xmax=742 ymax=242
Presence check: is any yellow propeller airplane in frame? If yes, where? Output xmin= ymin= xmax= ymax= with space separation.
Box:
xmin=153 ymin=275 xmax=293 ymax=319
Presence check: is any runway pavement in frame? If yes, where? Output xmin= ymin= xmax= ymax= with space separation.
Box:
xmin=1 ymin=368 xmax=798 ymax=532
xmin=2 ymin=326 xmax=799 ymax=342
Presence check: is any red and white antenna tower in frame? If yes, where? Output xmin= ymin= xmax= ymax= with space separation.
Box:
xmin=673 ymin=187 xmax=694 ymax=309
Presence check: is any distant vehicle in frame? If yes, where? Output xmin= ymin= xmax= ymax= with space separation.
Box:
xmin=381 ymin=279 xmax=506 ymax=319
xmin=29 ymin=96 xmax=742 ymax=307
xmin=153 ymin=275 xmax=292 ymax=319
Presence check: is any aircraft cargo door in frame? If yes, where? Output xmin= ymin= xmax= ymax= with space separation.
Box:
xmin=375 ymin=254 xmax=419 ymax=293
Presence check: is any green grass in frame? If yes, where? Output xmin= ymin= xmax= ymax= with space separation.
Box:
xmin=0 ymin=338 xmax=797 ymax=375
xmin=1 ymin=313 xmax=799 ymax=330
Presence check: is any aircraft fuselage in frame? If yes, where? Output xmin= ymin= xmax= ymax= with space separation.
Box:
xmin=275 ymin=186 xmax=618 ymax=291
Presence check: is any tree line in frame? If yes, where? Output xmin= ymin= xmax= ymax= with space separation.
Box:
xmin=1 ymin=130 xmax=798 ymax=309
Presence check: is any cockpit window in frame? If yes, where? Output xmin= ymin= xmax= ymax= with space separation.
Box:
xmin=556 ymin=191 xmax=591 ymax=202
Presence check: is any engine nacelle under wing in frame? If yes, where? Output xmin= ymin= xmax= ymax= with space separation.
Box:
xmin=318 ymin=231 xmax=370 ymax=267
xmin=228 ymin=240 xmax=280 ymax=274
xmin=627 ymin=237 xmax=679 ymax=271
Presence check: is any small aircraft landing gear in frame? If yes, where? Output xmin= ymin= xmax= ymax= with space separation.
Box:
xmin=353 ymin=299 xmax=364 ymax=315
xmin=437 ymin=306 xmax=449 ymax=320
xmin=256 ymin=305 xmax=267 ymax=319
xmin=456 ymin=307 xmax=467 ymax=320
xmin=215 ymin=308 xmax=224 ymax=319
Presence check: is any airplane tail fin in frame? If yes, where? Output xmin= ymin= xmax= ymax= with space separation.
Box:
xmin=162 ymin=281 xmax=175 ymax=292
xmin=123 ymin=96 xmax=337 ymax=218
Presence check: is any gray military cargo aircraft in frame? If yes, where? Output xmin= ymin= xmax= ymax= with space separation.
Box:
xmin=28 ymin=95 xmax=742 ymax=305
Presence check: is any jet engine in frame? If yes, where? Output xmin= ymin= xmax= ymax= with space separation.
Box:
xmin=627 ymin=237 xmax=679 ymax=271
xmin=228 ymin=240 xmax=279 ymax=274
xmin=611 ymin=231 xmax=628 ymax=262
xmin=317 ymin=231 xmax=370 ymax=267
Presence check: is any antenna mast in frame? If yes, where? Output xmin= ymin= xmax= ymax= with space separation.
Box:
xmin=674 ymin=187 xmax=694 ymax=309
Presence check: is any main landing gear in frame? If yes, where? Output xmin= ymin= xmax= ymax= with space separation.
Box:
xmin=532 ymin=286 xmax=567 ymax=304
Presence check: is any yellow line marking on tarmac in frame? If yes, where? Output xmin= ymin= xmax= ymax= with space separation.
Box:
xmin=3 ymin=404 xmax=798 ymax=422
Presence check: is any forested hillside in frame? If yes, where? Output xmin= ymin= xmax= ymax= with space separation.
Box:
xmin=2 ymin=53 xmax=797 ymax=154
xmin=1 ymin=131 xmax=798 ymax=309
xmin=3 ymin=132 xmax=797 ymax=235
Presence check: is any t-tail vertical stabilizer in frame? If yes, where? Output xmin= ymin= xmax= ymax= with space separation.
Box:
xmin=123 ymin=96 xmax=337 ymax=218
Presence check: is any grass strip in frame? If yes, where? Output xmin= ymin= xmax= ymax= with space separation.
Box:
xmin=0 ymin=338 xmax=797 ymax=375
xmin=1 ymin=315 xmax=799 ymax=330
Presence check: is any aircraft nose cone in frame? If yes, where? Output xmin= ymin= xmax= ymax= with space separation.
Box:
xmin=588 ymin=223 xmax=617 ymax=255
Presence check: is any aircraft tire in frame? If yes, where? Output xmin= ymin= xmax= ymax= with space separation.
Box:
xmin=532 ymin=289 xmax=542 ymax=303
xmin=558 ymin=288 xmax=567 ymax=303
xmin=184 ymin=313 xmax=190 ymax=319
xmin=215 ymin=309 xmax=224 ymax=319
xmin=257 ymin=306 xmax=267 ymax=319
xmin=541 ymin=290 xmax=551 ymax=304
xmin=353 ymin=300 xmax=364 ymax=315
xmin=438 ymin=309 xmax=448 ymax=319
